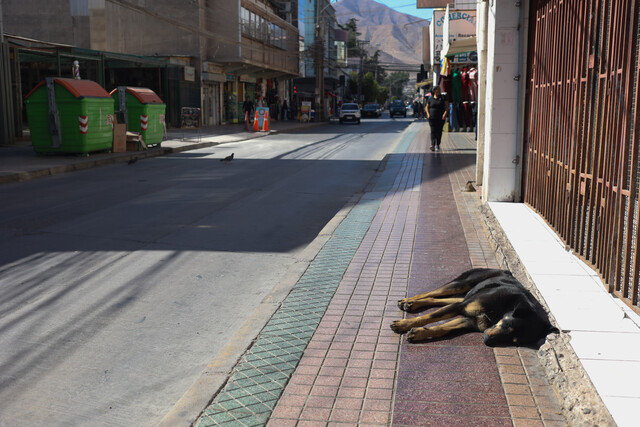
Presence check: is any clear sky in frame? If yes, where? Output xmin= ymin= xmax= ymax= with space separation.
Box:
xmin=376 ymin=0 xmax=434 ymax=21
xmin=330 ymin=0 xmax=434 ymax=22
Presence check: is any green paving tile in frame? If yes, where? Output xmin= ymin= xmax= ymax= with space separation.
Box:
xmin=239 ymin=414 xmax=270 ymax=427
xmin=197 ymin=196 xmax=384 ymax=427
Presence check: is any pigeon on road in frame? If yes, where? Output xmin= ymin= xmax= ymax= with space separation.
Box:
xmin=128 ymin=157 xmax=138 ymax=165
xmin=220 ymin=153 xmax=234 ymax=162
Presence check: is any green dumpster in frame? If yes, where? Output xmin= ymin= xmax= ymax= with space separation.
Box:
xmin=25 ymin=78 xmax=115 ymax=154
xmin=110 ymin=87 xmax=166 ymax=147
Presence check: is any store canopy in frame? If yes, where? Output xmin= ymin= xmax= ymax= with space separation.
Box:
xmin=415 ymin=80 xmax=432 ymax=90
xmin=442 ymin=36 xmax=477 ymax=58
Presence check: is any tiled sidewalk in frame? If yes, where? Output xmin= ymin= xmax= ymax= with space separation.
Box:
xmin=267 ymin=156 xmax=423 ymax=425
xmin=197 ymin=123 xmax=566 ymax=426
xmin=443 ymin=131 xmax=564 ymax=427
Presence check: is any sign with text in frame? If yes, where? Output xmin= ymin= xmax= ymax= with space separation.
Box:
xmin=441 ymin=9 xmax=477 ymax=64
xmin=417 ymin=0 xmax=448 ymax=7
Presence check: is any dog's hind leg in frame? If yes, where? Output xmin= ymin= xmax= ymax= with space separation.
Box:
xmin=391 ymin=303 xmax=462 ymax=333
xmin=397 ymin=269 xmax=505 ymax=311
xmin=406 ymin=317 xmax=476 ymax=342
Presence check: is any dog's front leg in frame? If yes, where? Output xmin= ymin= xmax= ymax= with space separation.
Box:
xmin=399 ymin=296 xmax=464 ymax=312
xmin=407 ymin=317 xmax=476 ymax=342
xmin=390 ymin=303 xmax=461 ymax=333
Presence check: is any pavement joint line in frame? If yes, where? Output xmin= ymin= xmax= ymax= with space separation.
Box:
xmin=193 ymin=122 xmax=419 ymax=427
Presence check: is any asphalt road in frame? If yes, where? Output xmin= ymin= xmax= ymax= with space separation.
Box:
xmin=0 ymin=114 xmax=413 ymax=426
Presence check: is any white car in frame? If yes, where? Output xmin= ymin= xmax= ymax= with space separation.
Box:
xmin=339 ymin=103 xmax=361 ymax=124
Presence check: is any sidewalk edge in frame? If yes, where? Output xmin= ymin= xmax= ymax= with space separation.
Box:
xmin=478 ymin=203 xmax=616 ymax=427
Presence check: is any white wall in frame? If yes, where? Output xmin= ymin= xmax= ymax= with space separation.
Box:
xmin=482 ymin=0 xmax=523 ymax=202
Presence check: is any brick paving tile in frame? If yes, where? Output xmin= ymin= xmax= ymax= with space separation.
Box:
xmin=507 ymin=393 xmax=537 ymax=407
xmin=512 ymin=419 xmax=545 ymax=427
xmin=261 ymin=127 xmax=566 ymax=426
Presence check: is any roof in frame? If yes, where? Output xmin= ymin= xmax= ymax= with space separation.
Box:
xmin=442 ymin=36 xmax=477 ymax=57
xmin=26 ymin=78 xmax=111 ymax=99
xmin=110 ymin=87 xmax=164 ymax=104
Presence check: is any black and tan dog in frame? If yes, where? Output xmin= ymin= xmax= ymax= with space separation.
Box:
xmin=391 ymin=268 xmax=557 ymax=346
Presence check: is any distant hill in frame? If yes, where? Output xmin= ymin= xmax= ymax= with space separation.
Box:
xmin=333 ymin=0 xmax=428 ymax=70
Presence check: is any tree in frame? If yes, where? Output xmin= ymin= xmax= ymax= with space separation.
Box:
xmin=359 ymin=72 xmax=389 ymax=105
xmin=385 ymin=72 xmax=410 ymax=99
xmin=363 ymin=50 xmax=387 ymax=85
xmin=339 ymin=18 xmax=366 ymax=60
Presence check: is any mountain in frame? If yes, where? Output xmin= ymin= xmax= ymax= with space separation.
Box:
xmin=332 ymin=0 xmax=428 ymax=70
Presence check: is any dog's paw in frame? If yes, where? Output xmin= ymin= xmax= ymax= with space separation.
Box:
xmin=390 ymin=319 xmax=411 ymax=334
xmin=407 ymin=327 xmax=429 ymax=342
xmin=397 ymin=299 xmax=416 ymax=312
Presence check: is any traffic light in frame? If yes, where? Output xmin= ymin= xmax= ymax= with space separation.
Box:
xmin=293 ymin=85 xmax=297 ymax=94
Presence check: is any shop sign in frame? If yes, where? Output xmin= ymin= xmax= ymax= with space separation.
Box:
xmin=202 ymin=72 xmax=226 ymax=82
xmin=184 ymin=66 xmax=196 ymax=82
xmin=417 ymin=0 xmax=448 ymax=6
xmin=443 ymin=9 xmax=477 ymax=64
xmin=226 ymin=74 xmax=236 ymax=81
xmin=239 ymin=74 xmax=256 ymax=83
xmin=431 ymin=10 xmax=446 ymax=67
xmin=203 ymin=61 xmax=223 ymax=74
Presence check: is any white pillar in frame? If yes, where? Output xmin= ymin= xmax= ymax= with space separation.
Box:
xmin=482 ymin=0 xmax=524 ymax=202
xmin=476 ymin=0 xmax=488 ymax=186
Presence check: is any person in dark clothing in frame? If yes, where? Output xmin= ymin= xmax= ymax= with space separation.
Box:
xmin=426 ymin=87 xmax=448 ymax=151
xmin=242 ymin=96 xmax=254 ymax=123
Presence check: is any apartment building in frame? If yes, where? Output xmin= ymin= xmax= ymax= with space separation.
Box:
xmin=1 ymin=0 xmax=299 ymax=128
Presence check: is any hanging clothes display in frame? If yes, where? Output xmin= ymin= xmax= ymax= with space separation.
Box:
xmin=438 ymin=64 xmax=479 ymax=133
xmin=441 ymin=57 xmax=451 ymax=76
xmin=468 ymin=67 xmax=478 ymax=101
xmin=452 ymin=69 xmax=462 ymax=103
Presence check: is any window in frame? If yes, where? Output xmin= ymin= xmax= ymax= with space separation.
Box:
xmin=240 ymin=7 xmax=287 ymax=50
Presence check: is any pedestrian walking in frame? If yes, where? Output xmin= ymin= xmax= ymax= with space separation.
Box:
xmin=242 ymin=96 xmax=254 ymax=124
xmin=426 ymin=87 xmax=447 ymax=151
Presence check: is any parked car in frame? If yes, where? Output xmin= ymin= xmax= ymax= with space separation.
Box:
xmin=362 ymin=104 xmax=381 ymax=118
xmin=390 ymin=100 xmax=407 ymax=117
xmin=339 ymin=103 xmax=361 ymax=124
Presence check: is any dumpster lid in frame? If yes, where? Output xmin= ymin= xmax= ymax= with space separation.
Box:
xmin=110 ymin=87 xmax=164 ymax=104
xmin=25 ymin=78 xmax=111 ymax=99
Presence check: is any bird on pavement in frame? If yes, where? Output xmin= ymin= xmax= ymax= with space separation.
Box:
xmin=220 ymin=153 xmax=234 ymax=162
xmin=127 ymin=157 xmax=138 ymax=165
xmin=462 ymin=180 xmax=476 ymax=192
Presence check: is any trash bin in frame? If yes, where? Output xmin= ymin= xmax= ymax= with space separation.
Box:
xmin=25 ymin=78 xmax=115 ymax=154
xmin=110 ymin=87 xmax=166 ymax=147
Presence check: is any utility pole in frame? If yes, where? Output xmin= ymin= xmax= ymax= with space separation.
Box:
xmin=356 ymin=40 xmax=369 ymax=105
xmin=0 ymin=0 xmax=4 ymax=41
xmin=0 ymin=0 xmax=16 ymax=144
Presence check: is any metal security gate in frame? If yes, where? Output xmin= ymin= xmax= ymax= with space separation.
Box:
xmin=523 ymin=0 xmax=640 ymax=314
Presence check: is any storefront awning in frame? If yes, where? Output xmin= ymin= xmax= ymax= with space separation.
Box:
xmin=442 ymin=36 xmax=477 ymax=58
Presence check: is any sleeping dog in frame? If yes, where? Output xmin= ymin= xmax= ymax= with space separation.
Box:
xmin=391 ymin=268 xmax=557 ymax=346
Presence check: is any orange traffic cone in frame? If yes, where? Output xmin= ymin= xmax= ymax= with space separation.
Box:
xmin=253 ymin=110 xmax=259 ymax=131
xmin=263 ymin=110 xmax=270 ymax=131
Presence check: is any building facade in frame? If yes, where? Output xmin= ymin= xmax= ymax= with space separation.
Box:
xmin=1 ymin=0 xmax=299 ymax=129
xmin=293 ymin=0 xmax=340 ymax=120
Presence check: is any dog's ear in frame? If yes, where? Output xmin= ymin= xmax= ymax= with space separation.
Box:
xmin=511 ymin=302 xmax=531 ymax=318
